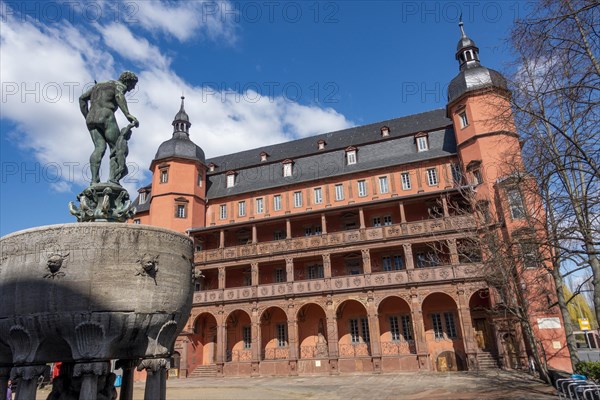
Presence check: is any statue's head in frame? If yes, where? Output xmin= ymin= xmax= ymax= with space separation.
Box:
xmin=119 ymin=71 xmax=138 ymax=91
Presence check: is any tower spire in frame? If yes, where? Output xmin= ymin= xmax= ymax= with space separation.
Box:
xmin=459 ymin=14 xmax=466 ymax=38
xmin=172 ymin=96 xmax=191 ymax=137
xmin=455 ymin=20 xmax=480 ymax=71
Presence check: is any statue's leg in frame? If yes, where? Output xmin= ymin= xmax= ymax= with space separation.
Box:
xmin=89 ymin=128 xmax=106 ymax=184
xmin=105 ymin=118 xmax=120 ymax=184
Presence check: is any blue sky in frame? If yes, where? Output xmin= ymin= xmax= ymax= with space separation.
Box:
xmin=0 ymin=1 xmax=524 ymax=236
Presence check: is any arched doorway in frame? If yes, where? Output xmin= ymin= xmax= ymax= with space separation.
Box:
xmin=421 ymin=292 xmax=465 ymax=371
xmin=225 ymin=310 xmax=252 ymax=362
xmin=336 ymin=299 xmax=371 ymax=357
xmin=297 ymin=303 xmax=328 ymax=359
xmin=192 ymin=313 xmax=217 ymax=367
xmin=261 ymin=307 xmax=288 ymax=360
xmin=469 ymin=289 xmax=494 ymax=352
xmin=378 ymin=296 xmax=416 ymax=355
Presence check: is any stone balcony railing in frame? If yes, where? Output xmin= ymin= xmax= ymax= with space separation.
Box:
xmin=194 ymin=215 xmax=476 ymax=264
xmin=193 ymin=263 xmax=483 ymax=305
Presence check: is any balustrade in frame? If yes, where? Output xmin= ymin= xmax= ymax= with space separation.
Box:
xmin=192 ymin=263 xmax=482 ymax=305
xmin=194 ymin=216 xmax=476 ymax=264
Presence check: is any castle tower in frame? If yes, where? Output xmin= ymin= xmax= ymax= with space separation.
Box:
xmin=447 ymin=20 xmax=521 ymax=214
xmin=147 ymin=96 xmax=207 ymax=232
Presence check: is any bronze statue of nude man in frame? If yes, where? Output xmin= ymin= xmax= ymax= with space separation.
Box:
xmin=79 ymin=71 xmax=139 ymax=185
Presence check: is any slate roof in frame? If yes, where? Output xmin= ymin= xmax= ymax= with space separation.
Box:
xmin=132 ymin=108 xmax=456 ymax=208
xmin=206 ymin=108 xmax=451 ymax=173
xmin=154 ymin=131 xmax=206 ymax=164
xmin=448 ymin=66 xmax=508 ymax=104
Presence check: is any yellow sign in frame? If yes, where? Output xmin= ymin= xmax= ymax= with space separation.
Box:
xmin=579 ymin=318 xmax=591 ymax=331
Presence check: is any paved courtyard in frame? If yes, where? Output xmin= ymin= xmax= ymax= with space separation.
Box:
xmin=124 ymin=369 xmax=556 ymax=400
xmin=33 ymin=369 xmax=556 ymax=399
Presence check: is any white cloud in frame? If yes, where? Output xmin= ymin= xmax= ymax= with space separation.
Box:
xmin=0 ymin=2 xmax=352 ymax=198
xmin=98 ymin=23 xmax=170 ymax=69
xmin=132 ymin=0 xmax=239 ymax=44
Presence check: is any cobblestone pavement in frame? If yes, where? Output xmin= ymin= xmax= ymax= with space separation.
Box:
xmin=119 ymin=369 xmax=555 ymax=400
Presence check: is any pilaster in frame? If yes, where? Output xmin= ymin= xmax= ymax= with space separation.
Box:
xmin=361 ymin=249 xmax=372 ymax=274
xmin=403 ymin=244 xmax=414 ymax=269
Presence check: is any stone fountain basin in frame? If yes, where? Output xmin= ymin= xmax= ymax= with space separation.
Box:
xmin=0 ymin=223 xmax=193 ymax=366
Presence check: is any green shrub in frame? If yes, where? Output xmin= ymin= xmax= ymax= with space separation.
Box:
xmin=576 ymin=361 xmax=600 ymax=382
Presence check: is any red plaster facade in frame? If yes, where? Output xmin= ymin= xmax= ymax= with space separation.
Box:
xmin=131 ymin=26 xmax=571 ymax=377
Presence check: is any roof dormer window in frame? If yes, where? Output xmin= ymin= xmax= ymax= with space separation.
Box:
xmin=139 ymin=191 xmax=148 ymax=203
xmin=260 ymin=152 xmax=269 ymax=162
xmin=345 ymin=147 xmax=357 ymax=165
xmin=415 ymin=132 xmax=429 ymax=152
xmin=208 ymin=163 xmax=217 ymax=172
xmin=226 ymin=171 xmax=236 ymax=188
xmin=318 ymin=140 xmax=326 ymax=150
xmin=282 ymin=159 xmax=293 ymax=177
xmin=380 ymin=126 xmax=390 ymax=137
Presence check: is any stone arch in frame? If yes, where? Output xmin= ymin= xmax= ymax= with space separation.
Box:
xmin=225 ymin=309 xmax=252 ymax=363
xmin=191 ymin=312 xmax=218 ymax=366
xmin=421 ymin=292 xmax=465 ymax=371
xmin=192 ymin=311 xmax=218 ymax=332
xmin=259 ymin=305 xmax=286 ymax=322
xmin=469 ymin=289 xmax=495 ymax=352
xmin=377 ymin=296 xmax=416 ymax=355
xmin=261 ymin=306 xmax=289 ymax=361
xmin=336 ymin=299 xmax=370 ymax=357
xmin=296 ymin=303 xmax=328 ymax=359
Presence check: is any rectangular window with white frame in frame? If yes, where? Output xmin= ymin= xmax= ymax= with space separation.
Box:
xmin=350 ymin=319 xmax=360 ymax=343
xmin=390 ymin=316 xmax=401 ymax=341
xmin=401 ymin=172 xmax=411 ymax=190
xmin=242 ymin=326 xmax=251 ymax=349
xmin=139 ymin=192 xmax=147 ymax=203
xmin=346 ymin=150 xmax=357 ymax=165
xmin=273 ymin=195 xmax=282 ymax=211
xmin=335 ymin=184 xmax=344 ymax=201
xmin=160 ymin=169 xmax=168 ymax=183
xmin=426 ymin=168 xmax=438 ymax=186
xmin=444 ymin=312 xmax=457 ymax=338
xmin=283 ymin=162 xmax=292 ymax=177
xmin=273 ymin=231 xmax=285 ymax=240
xmin=451 ymin=163 xmax=463 ymax=186
xmin=432 ymin=313 xmax=444 ymax=339
xmin=276 ymin=323 xmax=287 ymax=347
xmin=175 ymin=204 xmax=186 ymax=218
xmin=255 ymin=198 xmax=264 ymax=214
xmin=416 ymin=136 xmax=429 ymax=152
xmin=293 ymin=191 xmax=303 ymax=208
xmin=507 ymin=188 xmax=526 ymax=219
xmin=226 ymin=174 xmax=235 ymax=188
xmin=401 ymin=315 xmax=413 ymax=340
xmin=219 ymin=204 xmax=227 ymax=220
xmin=357 ymin=180 xmax=367 ymax=197
xmin=314 ymin=187 xmax=323 ymax=204
xmin=384 ymin=215 xmax=393 ymax=226
xmin=459 ymin=111 xmax=469 ymax=128
xmin=373 ymin=217 xmax=381 ymax=227
xmin=238 ymin=201 xmax=246 ymax=217
xmin=378 ymin=176 xmax=389 ymax=194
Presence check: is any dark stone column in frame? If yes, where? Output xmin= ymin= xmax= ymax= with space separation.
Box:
xmin=74 ymin=361 xmax=110 ymax=400
xmin=137 ymin=358 xmax=169 ymax=400
xmin=12 ymin=365 xmax=48 ymax=400
xmin=116 ymin=359 xmax=136 ymax=400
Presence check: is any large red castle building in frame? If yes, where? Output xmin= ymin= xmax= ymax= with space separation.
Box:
xmin=130 ymin=23 xmax=571 ymax=377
